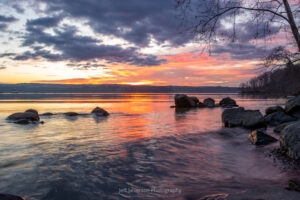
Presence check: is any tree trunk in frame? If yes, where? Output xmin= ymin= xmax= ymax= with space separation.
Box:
xmin=283 ymin=0 xmax=300 ymax=51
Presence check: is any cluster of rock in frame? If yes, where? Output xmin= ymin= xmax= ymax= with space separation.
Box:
xmin=222 ymin=95 xmax=300 ymax=160
xmin=174 ymin=94 xmax=238 ymax=108
xmin=6 ymin=106 xmax=109 ymax=125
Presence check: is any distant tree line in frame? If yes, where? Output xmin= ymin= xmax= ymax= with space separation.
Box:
xmin=240 ymin=46 xmax=300 ymax=96
xmin=241 ymin=63 xmax=300 ymax=96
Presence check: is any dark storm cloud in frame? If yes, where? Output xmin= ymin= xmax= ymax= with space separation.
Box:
xmin=0 ymin=15 xmax=17 ymax=23
xmin=16 ymin=23 xmax=167 ymax=66
xmin=0 ymin=15 xmax=17 ymax=31
xmin=26 ymin=16 xmax=63 ymax=27
xmin=0 ymin=53 xmax=16 ymax=58
xmin=37 ymin=0 xmax=194 ymax=47
xmin=211 ymin=43 xmax=269 ymax=60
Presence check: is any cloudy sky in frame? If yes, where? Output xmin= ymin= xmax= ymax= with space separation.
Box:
xmin=0 ymin=0 xmax=297 ymax=86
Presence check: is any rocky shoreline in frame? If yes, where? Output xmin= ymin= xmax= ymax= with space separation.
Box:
xmin=171 ymin=94 xmax=300 ymax=194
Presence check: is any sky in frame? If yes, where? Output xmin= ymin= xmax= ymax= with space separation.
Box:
xmin=0 ymin=0 xmax=298 ymax=86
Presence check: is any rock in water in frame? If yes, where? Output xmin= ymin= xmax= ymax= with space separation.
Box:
xmin=248 ymin=129 xmax=277 ymax=145
xmin=198 ymin=101 xmax=206 ymax=108
xmin=91 ymin=107 xmax=109 ymax=116
xmin=174 ymin=94 xmax=196 ymax=108
xmin=7 ymin=111 xmax=40 ymax=122
xmin=64 ymin=112 xmax=79 ymax=116
xmin=285 ymin=95 xmax=300 ymax=118
xmin=222 ymin=107 xmax=265 ymax=129
xmin=41 ymin=112 xmax=54 ymax=116
xmin=280 ymin=121 xmax=300 ymax=159
xmin=189 ymin=96 xmax=199 ymax=104
xmin=264 ymin=111 xmax=296 ymax=126
xmin=0 ymin=194 xmax=25 ymax=200
xmin=219 ymin=97 xmax=238 ymax=107
xmin=265 ymin=106 xmax=284 ymax=115
xmin=203 ymin=98 xmax=215 ymax=107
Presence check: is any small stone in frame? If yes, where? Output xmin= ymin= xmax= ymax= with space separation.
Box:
xmin=248 ymin=129 xmax=277 ymax=145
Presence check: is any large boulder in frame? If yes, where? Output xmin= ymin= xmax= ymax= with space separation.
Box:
xmin=248 ymin=129 xmax=277 ymax=145
xmin=174 ymin=94 xmax=196 ymax=108
xmin=7 ymin=109 xmax=40 ymax=122
xmin=285 ymin=95 xmax=300 ymax=118
xmin=0 ymin=194 xmax=25 ymax=200
xmin=265 ymin=106 xmax=284 ymax=115
xmin=274 ymin=121 xmax=298 ymax=133
xmin=280 ymin=121 xmax=300 ymax=159
xmin=91 ymin=107 xmax=109 ymax=116
xmin=203 ymin=98 xmax=215 ymax=108
xmin=222 ymin=107 xmax=265 ymax=129
xmin=219 ymin=97 xmax=238 ymax=107
xmin=264 ymin=111 xmax=296 ymax=126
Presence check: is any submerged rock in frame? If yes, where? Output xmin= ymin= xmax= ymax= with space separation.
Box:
xmin=203 ymin=98 xmax=215 ymax=108
xmin=280 ymin=121 xmax=300 ymax=159
xmin=64 ymin=112 xmax=79 ymax=117
xmin=174 ymin=94 xmax=196 ymax=108
xmin=222 ymin=107 xmax=265 ymax=129
xmin=91 ymin=107 xmax=109 ymax=116
xmin=264 ymin=111 xmax=296 ymax=126
xmin=14 ymin=119 xmax=30 ymax=125
xmin=41 ymin=112 xmax=54 ymax=116
xmin=0 ymin=194 xmax=25 ymax=200
xmin=265 ymin=106 xmax=284 ymax=115
xmin=248 ymin=129 xmax=277 ymax=145
xmin=285 ymin=95 xmax=300 ymax=118
xmin=219 ymin=97 xmax=238 ymax=107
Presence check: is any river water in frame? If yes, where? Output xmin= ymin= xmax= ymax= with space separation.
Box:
xmin=0 ymin=93 xmax=299 ymax=200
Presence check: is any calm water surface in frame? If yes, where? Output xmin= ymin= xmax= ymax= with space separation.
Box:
xmin=0 ymin=93 xmax=299 ymax=200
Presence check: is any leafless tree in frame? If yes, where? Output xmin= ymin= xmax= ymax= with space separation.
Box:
xmin=176 ymin=0 xmax=300 ymax=51
xmin=263 ymin=46 xmax=300 ymax=68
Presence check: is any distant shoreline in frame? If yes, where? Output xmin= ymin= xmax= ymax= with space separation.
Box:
xmin=0 ymin=83 xmax=240 ymax=93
